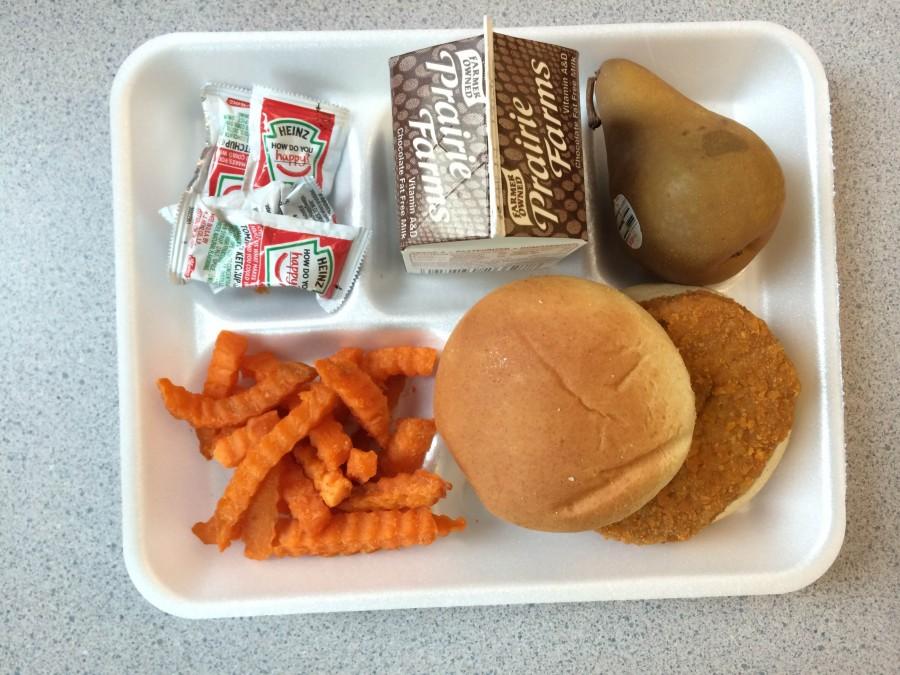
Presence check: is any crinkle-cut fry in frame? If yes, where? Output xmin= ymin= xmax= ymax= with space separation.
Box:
xmin=157 ymin=362 xmax=314 ymax=429
xmin=192 ymin=514 xmax=243 ymax=545
xmin=195 ymin=427 xmax=224 ymax=460
xmin=242 ymin=459 xmax=286 ymax=560
xmin=315 ymin=357 xmax=391 ymax=448
xmin=331 ymin=346 xmax=364 ymax=366
xmin=192 ymin=517 xmax=219 ymax=545
xmin=293 ymin=443 xmax=353 ymax=508
xmin=434 ymin=514 xmax=467 ymax=537
xmin=194 ymin=332 xmax=248 ymax=457
xmin=309 ymin=416 xmax=352 ymax=471
xmin=275 ymin=507 xmax=463 ymax=557
xmin=203 ymin=331 xmax=249 ymax=399
xmin=241 ymin=352 xmax=316 ymax=384
xmin=209 ymin=383 xmax=339 ymax=550
xmin=345 ymin=448 xmax=378 ymax=484
xmin=280 ymin=460 xmax=332 ymax=535
xmin=278 ymin=381 xmax=315 ymax=413
xmin=211 ymin=410 xmax=280 ymax=468
xmin=240 ymin=351 xmax=281 ymax=379
xmin=283 ymin=361 xmax=317 ymax=383
xmin=338 ymin=469 xmax=449 ymax=512
xmin=362 ymin=347 xmax=437 ymax=381
xmin=379 ymin=418 xmax=436 ymax=477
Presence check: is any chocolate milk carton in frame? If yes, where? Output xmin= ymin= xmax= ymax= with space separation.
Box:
xmin=389 ymin=19 xmax=587 ymax=273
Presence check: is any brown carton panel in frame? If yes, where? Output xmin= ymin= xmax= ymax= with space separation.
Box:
xmin=390 ymin=36 xmax=491 ymax=249
xmin=492 ymin=33 xmax=586 ymax=240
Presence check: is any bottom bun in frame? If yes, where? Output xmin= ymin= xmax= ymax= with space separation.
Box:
xmin=714 ymin=433 xmax=791 ymax=521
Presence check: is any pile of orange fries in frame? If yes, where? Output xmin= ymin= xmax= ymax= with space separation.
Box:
xmin=157 ymin=330 xmax=465 ymax=559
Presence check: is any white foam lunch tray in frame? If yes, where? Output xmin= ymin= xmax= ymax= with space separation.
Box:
xmin=111 ymin=22 xmax=844 ymax=618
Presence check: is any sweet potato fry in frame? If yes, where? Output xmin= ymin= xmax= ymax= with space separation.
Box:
xmin=345 ymin=448 xmax=378 ymax=484
xmin=192 ymin=514 xmax=243 ymax=545
xmin=379 ymin=418 xmax=436 ymax=477
xmin=192 ymin=332 xmax=248 ymax=457
xmin=203 ymin=331 xmax=249 ymax=399
xmin=362 ymin=347 xmax=437 ymax=381
xmin=331 ymin=346 xmax=364 ymax=366
xmin=195 ymin=427 xmax=222 ymax=460
xmin=280 ymin=380 xmax=320 ymax=413
xmin=315 ymin=357 xmax=391 ymax=448
xmin=242 ymin=352 xmax=316 ymax=384
xmin=242 ymin=459 xmax=286 ymax=560
xmin=157 ymin=361 xmax=315 ymax=428
xmin=338 ymin=470 xmax=449 ymax=512
xmin=309 ymin=416 xmax=352 ymax=471
xmin=192 ymin=517 xmax=219 ymax=545
xmin=435 ymin=514 xmax=467 ymax=537
xmin=284 ymin=361 xmax=317 ymax=383
xmin=280 ymin=461 xmax=332 ymax=535
xmin=240 ymin=351 xmax=281 ymax=379
xmin=293 ymin=443 xmax=353 ymax=507
xmin=275 ymin=507 xmax=465 ymax=557
xmin=204 ymin=382 xmax=339 ymax=549
xmin=211 ymin=410 xmax=280 ymax=468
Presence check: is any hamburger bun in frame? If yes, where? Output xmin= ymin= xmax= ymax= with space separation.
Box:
xmin=434 ymin=276 xmax=696 ymax=532
xmin=621 ymin=284 xmax=793 ymax=523
xmin=599 ymin=285 xmax=800 ymax=544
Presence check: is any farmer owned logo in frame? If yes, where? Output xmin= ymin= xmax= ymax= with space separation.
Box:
xmin=501 ymin=167 xmax=531 ymax=227
xmin=263 ymin=118 xmax=326 ymax=180
xmin=264 ymin=239 xmax=334 ymax=293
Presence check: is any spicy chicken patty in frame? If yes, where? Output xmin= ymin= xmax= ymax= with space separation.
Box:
xmin=599 ymin=290 xmax=800 ymax=544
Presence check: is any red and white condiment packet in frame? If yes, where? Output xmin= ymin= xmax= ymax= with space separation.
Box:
xmin=245 ymin=86 xmax=349 ymax=195
xmin=168 ymin=190 xmax=368 ymax=312
xmin=201 ymin=83 xmax=251 ymax=200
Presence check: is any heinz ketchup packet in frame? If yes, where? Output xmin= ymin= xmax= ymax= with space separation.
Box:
xmin=245 ymin=86 xmax=349 ymax=195
xmin=168 ymin=189 xmax=367 ymax=311
xmin=201 ymin=83 xmax=251 ymax=199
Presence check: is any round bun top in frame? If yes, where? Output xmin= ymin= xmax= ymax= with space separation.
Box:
xmin=434 ymin=276 xmax=696 ymax=532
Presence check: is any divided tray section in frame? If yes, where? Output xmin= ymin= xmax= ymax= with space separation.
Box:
xmin=112 ymin=22 xmax=842 ymax=616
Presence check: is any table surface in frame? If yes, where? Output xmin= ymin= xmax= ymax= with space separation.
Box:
xmin=2 ymin=0 xmax=898 ymax=672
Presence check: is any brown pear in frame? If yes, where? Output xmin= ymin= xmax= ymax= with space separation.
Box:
xmin=592 ymin=59 xmax=785 ymax=285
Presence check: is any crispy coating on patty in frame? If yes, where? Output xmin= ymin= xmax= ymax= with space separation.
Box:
xmin=599 ymin=291 xmax=800 ymax=544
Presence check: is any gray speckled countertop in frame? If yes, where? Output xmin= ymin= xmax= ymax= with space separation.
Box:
xmin=2 ymin=0 xmax=898 ymax=672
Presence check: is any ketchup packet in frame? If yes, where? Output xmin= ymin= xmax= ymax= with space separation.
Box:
xmin=168 ymin=190 xmax=368 ymax=311
xmin=245 ymin=86 xmax=349 ymax=195
xmin=201 ymin=83 xmax=251 ymax=199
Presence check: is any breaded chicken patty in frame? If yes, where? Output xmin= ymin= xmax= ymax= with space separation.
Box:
xmin=600 ymin=290 xmax=800 ymax=544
